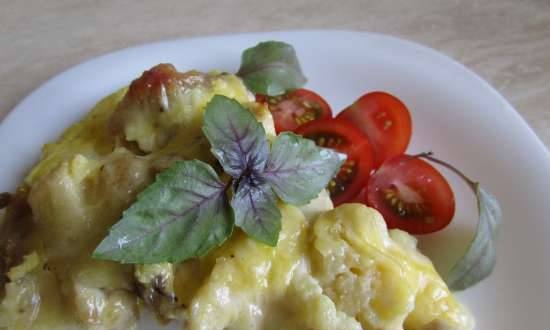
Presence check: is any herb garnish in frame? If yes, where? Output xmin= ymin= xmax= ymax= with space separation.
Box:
xmin=92 ymin=160 xmax=233 ymax=264
xmin=418 ymin=152 xmax=502 ymax=291
xmin=237 ymin=41 xmax=307 ymax=96
xmin=93 ymin=95 xmax=345 ymax=263
xmin=93 ymin=39 xmax=499 ymax=292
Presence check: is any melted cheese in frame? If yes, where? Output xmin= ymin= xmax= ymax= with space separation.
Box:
xmin=0 ymin=68 xmax=473 ymax=330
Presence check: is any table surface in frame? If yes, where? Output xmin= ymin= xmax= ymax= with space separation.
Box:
xmin=1 ymin=0 xmax=549 ymax=148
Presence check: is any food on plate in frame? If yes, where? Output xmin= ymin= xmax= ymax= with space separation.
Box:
xmin=0 ymin=40 xmax=500 ymax=330
xmin=277 ymin=86 xmax=500 ymax=292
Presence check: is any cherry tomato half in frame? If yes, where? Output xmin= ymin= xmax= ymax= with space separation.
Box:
xmin=337 ymin=91 xmax=412 ymax=168
xmin=257 ymin=88 xmax=332 ymax=133
xmin=295 ymin=119 xmax=374 ymax=206
xmin=365 ymin=155 xmax=455 ymax=234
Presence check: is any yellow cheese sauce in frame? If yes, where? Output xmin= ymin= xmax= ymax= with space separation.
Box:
xmin=0 ymin=65 xmax=473 ymax=330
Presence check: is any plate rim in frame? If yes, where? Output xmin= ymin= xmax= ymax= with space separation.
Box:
xmin=1 ymin=29 xmax=550 ymax=329
xmin=1 ymin=29 xmax=548 ymax=158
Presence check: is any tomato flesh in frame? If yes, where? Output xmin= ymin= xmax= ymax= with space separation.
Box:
xmin=295 ymin=119 xmax=374 ymax=206
xmin=257 ymin=88 xmax=332 ymax=133
xmin=366 ymin=155 xmax=455 ymax=234
xmin=337 ymin=91 xmax=412 ymax=168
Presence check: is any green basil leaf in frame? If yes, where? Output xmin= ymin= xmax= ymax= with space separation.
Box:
xmin=237 ymin=41 xmax=307 ymax=96
xmin=261 ymin=132 xmax=346 ymax=205
xmin=446 ymin=184 xmax=502 ymax=291
xmin=203 ymin=95 xmax=269 ymax=178
xmin=93 ymin=160 xmax=233 ymax=264
xmin=231 ymin=178 xmax=281 ymax=246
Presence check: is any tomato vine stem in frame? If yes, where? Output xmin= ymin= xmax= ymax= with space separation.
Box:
xmin=413 ymin=152 xmax=477 ymax=192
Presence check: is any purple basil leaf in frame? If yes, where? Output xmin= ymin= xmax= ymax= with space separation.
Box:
xmin=261 ymin=132 xmax=346 ymax=205
xmin=202 ymin=95 xmax=269 ymax=178
xmin=93 ymin=160 xmax=233 ymax=264
xmin=231 ymin=176 xmax=281 ymax=246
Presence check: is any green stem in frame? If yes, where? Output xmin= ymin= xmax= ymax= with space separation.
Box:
xmin=414 ymin=152 xmax=477 ymax=192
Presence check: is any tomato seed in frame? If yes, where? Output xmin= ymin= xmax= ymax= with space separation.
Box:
xmin=382 ymin=188 xmax=428 ymax=219
xmin=328 ymin=159 xmax=358 ymax=198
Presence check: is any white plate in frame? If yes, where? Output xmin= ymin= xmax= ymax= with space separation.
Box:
xmin=1 ymin=30 xmax=549 ymax=329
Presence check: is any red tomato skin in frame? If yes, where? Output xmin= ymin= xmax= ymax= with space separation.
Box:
xmin=347 ymin=187 xmax=368 ymax=204
xmin=256 ymin=88 xmax=332 ymax=133
xmin=337 ymin=91 xmax=412 ymax=168
xmin=366 ymin=155 xmax=455 ymax=234
xmin=295 ymin=119 xmax=374 ymax=206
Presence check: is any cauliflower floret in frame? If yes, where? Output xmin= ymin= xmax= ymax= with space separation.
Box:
xmin=185 ymin=204 xmax=306 ymax=330
xmin=0 ymin=253 xmax=41 ymax=329
xmin=0 ymin=275 xmax=41 ymax=329
xmin=22 ymin=148 xmax=153 ymax=328
xmin=263 ymin=269 xmax=363 ymax=330
xmin=71 ymin=260 xmax=138 ymax=330
xmin=310 ymin=204 xmax=474 ymax=330
xmin=187 ymin=232 xmax=279 ymax=330
xmin=28 ymin=155 xmax=98 ymax=259
xmin=110 ymin=64 xmax=257 ymax=153
xmin=0 ymin=252 xmax=74 ymax=330
xmin=25 ymin=88 xmax=126 ymax=186
xmin=28 ymin=148 xmax=153 ymax=260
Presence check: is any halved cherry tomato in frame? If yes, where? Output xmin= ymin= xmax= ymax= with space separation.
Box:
xmin=295 ymin=119 xmax=374 ymax=206
xmin=337 ymin=91 xmax=412 ymax=168
xmin=365 ymin=155 xmax=455 ymax=234
xmin=257 ymin=88 xmax=332 ymax=133
xmin=348 ymin=187 xmax=367 ymax=204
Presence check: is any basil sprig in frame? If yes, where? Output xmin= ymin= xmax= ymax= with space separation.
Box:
xmin=93 ymin=95 xmax=345 ymax=263
xmin=446 ymin=183 xmax=501 ymax=291
xmin=92 ymin=160 xmax=233 ymax=263
xmin=237 ymin=41 xmax=307 ymax=96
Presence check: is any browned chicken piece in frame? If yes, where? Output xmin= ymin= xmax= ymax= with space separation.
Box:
xmin=0 ymin=187 xmax=33 ymax=292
